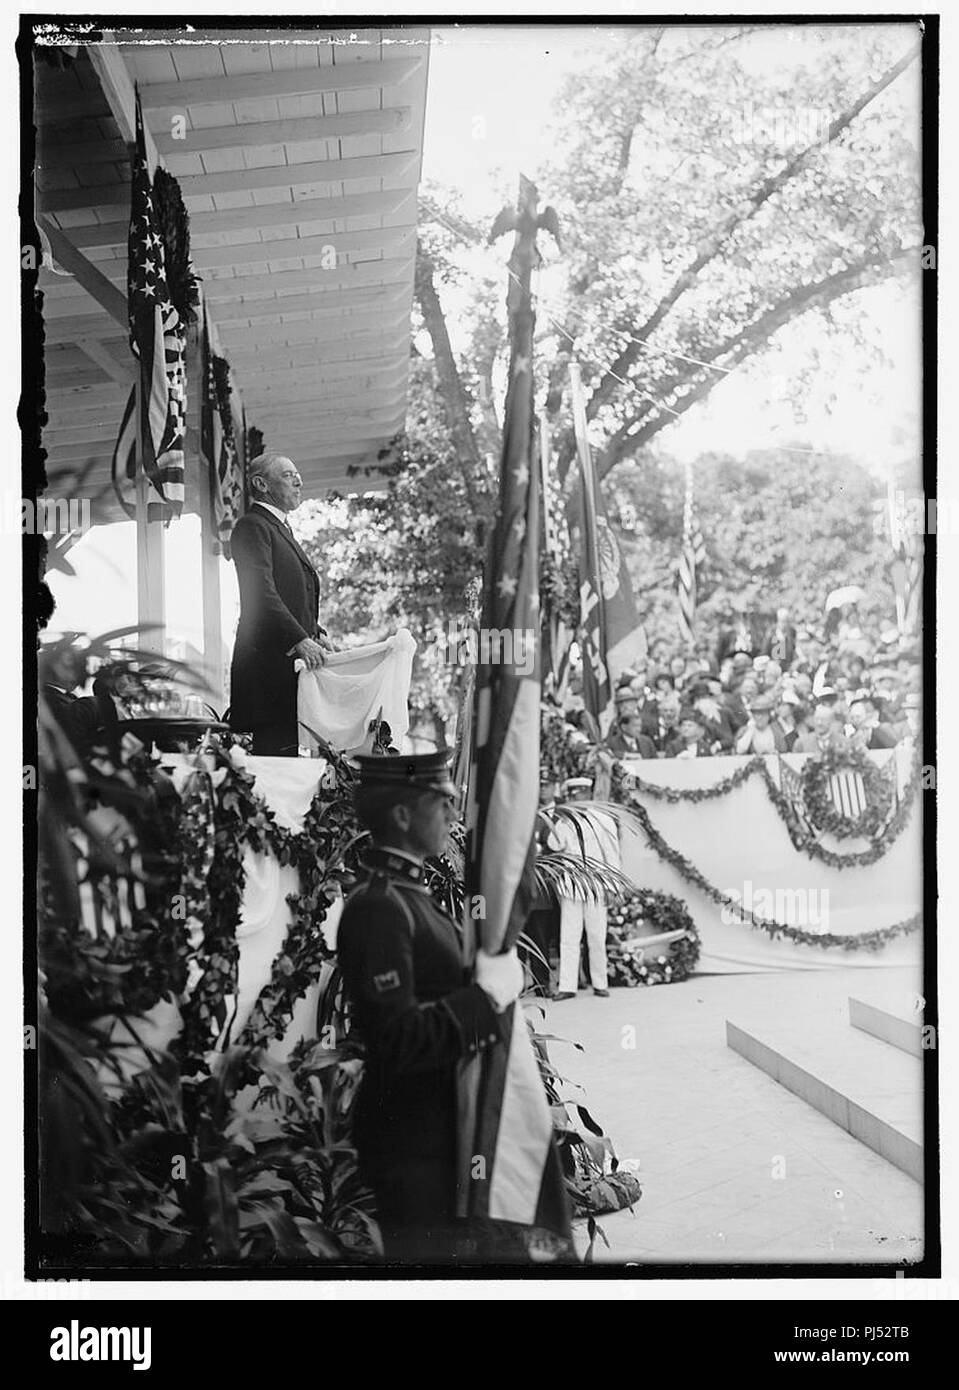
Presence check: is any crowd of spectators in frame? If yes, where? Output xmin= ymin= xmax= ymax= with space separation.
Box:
xmin=568 ymin=602 xmax=921 ymax=760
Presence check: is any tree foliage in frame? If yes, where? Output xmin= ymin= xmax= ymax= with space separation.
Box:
xmin=607 ymin=445 xmax=901 ymax=648
xmin=535 ymin=24 xmax=922 ymax=477
xmin=310 ymin=25 xmax=923 ymax=699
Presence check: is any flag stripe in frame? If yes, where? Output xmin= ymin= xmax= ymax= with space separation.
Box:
xmin=568 ymin=363 xmax=646 ymax=735
xmin=678 ymin=461 xmax=705 ymax=644
xmin=475 ymin=678 xmax=542 ymax=954
xmin=126 ymin=89 xmax=186 ymax=520
xmin=488 ymin=1006 xmax=557 ymax=1223
xmin=201 ymin=316 xmax=244 ymax=557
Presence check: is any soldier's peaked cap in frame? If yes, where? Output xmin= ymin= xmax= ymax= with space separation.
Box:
xmin=353 ymin=751 xmax=457 ymax=797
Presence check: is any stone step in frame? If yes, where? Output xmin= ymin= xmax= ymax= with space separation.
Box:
xmin=726 ymin=1016 xmax=923 ymax=1182
xmin=849 ymin=996 xmax=924 ymax=1057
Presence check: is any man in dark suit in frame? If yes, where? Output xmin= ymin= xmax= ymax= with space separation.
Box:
xmin=606 ymin=708 xmax=658 ymax=758
xmin=665 ymin=707 xmax=721 ymax=758
xmin=229 ymin=453 xmax=331 ymax=755
xmin=685 ymin=679 xmax=736 ymax=752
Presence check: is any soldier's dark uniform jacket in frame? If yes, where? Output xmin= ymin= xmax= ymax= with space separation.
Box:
xmin=337 ymin=847 xmax=503 ymax=1233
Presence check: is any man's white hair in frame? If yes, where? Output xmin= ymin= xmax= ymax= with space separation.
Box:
xmin=247 ymin=451 xmax=292 ymax=487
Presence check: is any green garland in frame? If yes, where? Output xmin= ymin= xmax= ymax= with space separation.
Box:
xmin=620 ymin=795 xmax=921 ymax=952
xmin=39 ymin=710 xmax=381 ymax=1266
xmin=615 ymin=745 xmax=921 ymax=870
xmin=764 ymin=749 xmax=920 ymax=868
xmin=164 ymin=742 xmax=369 ymax=1082
xmin=618 ymin=754 xmax=764 ymax=804
xmin=171 ymin=767 xmax=215 ymax=992
xmin=151 ymin=167 xmax=201 ymax=327
xmin=173 ymin=754 xmax=287 ymax=1077
xmin=606 ymin=889 xmax=701 ymax=986
xmin=800 ymin=745 xmax=890 ymax=840
xmin=238 ymin=756 xmax=363 ymax=1060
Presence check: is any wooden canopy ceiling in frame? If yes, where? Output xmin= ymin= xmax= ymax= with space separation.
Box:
xmin=34 ymin=27 xmax=430 ymax=524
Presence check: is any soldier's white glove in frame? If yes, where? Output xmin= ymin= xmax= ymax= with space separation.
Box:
xmin=474 ymin=948 xmax=524 ymax=1011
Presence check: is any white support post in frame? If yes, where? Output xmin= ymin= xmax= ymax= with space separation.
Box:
xmin=191 ymin=322 xmax=225 ymax=710
xmin=134 ymin=381 xmax=167 ymax=653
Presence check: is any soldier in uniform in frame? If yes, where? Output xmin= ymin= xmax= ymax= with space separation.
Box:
xmin=337 ymin=751 xmax=523 ymax=1264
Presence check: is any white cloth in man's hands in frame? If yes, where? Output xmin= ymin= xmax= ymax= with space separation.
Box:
xmin=296 ymin=627 xmax=416 ymax=755
xmin=474 ymin=947 xmax=524 ymax=1011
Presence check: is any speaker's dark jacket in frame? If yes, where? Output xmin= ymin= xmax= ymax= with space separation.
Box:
xmin=228 ymin=504 xmax=321 ymax=731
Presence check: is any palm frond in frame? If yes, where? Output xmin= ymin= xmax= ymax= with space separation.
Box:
xmin=533 ymin=852 xmax=634 ymax=906
xmin=540 ymin=798 xmax=645 ymax=842
xmin=516 ymin=929 xmax=549 ymax=972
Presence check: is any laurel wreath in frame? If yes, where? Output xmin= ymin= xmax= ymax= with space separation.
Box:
xmin=606 ymin=889 xmax=701 ymax=986
xmin=800 ymin=745 xmax=891 ymax=841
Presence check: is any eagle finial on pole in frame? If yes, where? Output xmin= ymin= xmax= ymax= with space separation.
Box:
xmin=488 ymin=175 xmax=562 ymax=252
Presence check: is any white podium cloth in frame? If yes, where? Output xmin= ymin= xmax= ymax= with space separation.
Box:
xmin=228 ymin=748 xmax=332 ymax=832
xmin=126 ymin=752 xmax=347 ymax=1071
xmin=165 ymin=748 xmax=332 ymax=833
xmin=296 ymin=627 xmax=416 ymax=754
xmin=618 ymin=750 xmax=922 ymax=974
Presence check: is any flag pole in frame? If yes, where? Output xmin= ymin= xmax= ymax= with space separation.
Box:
xmin=539 ymin=413 xmax=554 ymax=553
xmin=568 ymin=360 xmax=613 ymax=736
xmin=466 ymin=172 xmax=544 ymax=956
xmin=457 ymin=178 xmax=571 ymax=1248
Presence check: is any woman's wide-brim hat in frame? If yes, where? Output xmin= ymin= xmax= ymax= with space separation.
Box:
xmin=353 ymin=751 xmax=457 ymax=797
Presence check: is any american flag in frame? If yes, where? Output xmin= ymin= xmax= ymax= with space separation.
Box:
xmin=887 ymin=481 xmax=922 ymax=638
xmin=677 ymin=459 xmax=707 ymax=645
xmin=568 ymin=362 xmax=647 ymax=736
xmin=116 ymin=90 xmax=186 ymax=521
xmin=457 ymin=181 xmax=571 ymax=1251
xmin=539 ymin=413 xmax=574 ymax=696
xmin=779 ymin=757 xmax=813 ymax=840
xmin=200 ymin=313 xmax=244 ymax=558
xmin=827 ymin=769 xmax=868 ymax=820
xmin=784 ymin=754 xmax=894 ymax=834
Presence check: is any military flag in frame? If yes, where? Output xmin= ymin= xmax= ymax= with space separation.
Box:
xmin=677 ymin=458 xmax=707 ymax=645
xmin=200 ymin=308 xmax=244 ymax=558
xmin=457 ymin=179 xmax=571 ymax=1253
xmin=887 ymin=480 xmax=923 ymax=638
xmin=540 ymin=413 xmax=574 ymax=696
xmin=568 ymin=362 xmax=647 ymax=735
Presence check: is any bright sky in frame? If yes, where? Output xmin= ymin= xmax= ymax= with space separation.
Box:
xmin=46 ymin=516 xmax=240 ymax=666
